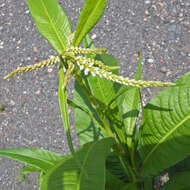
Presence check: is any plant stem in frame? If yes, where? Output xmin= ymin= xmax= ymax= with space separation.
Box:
xmin=74 ymin=73 xmax=114 ymax=137
xmin=58 ymin=63 xmax=75 ymax=154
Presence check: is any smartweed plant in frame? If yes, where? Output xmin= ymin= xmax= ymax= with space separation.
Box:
xmin=1 ymin=0 xmax=190 ymax=189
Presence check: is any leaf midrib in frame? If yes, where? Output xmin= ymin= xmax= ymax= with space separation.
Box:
xmin=76 ymin=140 xmax=102 ymax=190
xmin=39 ymin=0 xmax=65 ymax=52
xmin=142 ymin=114 xmax=190 ymax=166
xmin=75 ymin=0 xmax=104 ymax=46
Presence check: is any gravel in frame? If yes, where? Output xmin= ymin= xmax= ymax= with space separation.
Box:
xmin=0 ymin=0 xmax=190 ymax=189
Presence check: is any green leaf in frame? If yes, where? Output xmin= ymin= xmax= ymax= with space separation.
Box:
xmin=106 ymin=152 xmax=127 ymax=182
xmin=73 ymin=0 xmax=107 ymax=46
xmin=123 ymin=183 xmax=138 ymax=190
xmin=117 ymin=52 xmax=141 ymax=147
xmin=88 ymin=54 xmax=119 ymax=106
xmin=27 ymin=0 xmax=72 ymax=53
xmin=73 ymin=35 xmax=108 ymax=145
xmin=83 ymin=35 xmax=120 ymax=106
xmin=40 ymin=137 xmax=115 ymax=190
xmin=105 ymin=171 xmax=127 ymax=190
xmin=161 ymin=172 xmax=190 ymax=190
xmin=143 ymin=177 xmax=153 ymax=190
xmin=58 ymin=64 xmax=75 ymax=153
xmin=0 ymin=148 xmax=64 ymax=172
xmin=74 ymin=80 xmax=105 ymax=145
xmin=140 ymin=72 xmax=190 ymax=176
xmin=168 ymin=156 xmax=190 ymax=177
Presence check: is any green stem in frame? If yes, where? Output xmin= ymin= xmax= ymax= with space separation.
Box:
xmin=74 ymin=73 xmax=114 ymax=137
xmin=58 ymin=63 xmax=75 ymax=154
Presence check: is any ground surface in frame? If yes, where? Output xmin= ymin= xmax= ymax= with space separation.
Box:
xmin=0 ymin=0 xmax=190 ymax=189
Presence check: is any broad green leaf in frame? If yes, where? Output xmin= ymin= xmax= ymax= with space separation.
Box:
xmin=40 ymin=137 xmax=115 ymax=190
xmin=168 ymin=156 xmax=190 ymax=177
xmin=0 ymin=148 xmax=64 ymax=172
xmin=106 ymin=152 xmax=127 ymax=183
xmin=161 ymin=172 xmax=190 ymax=190
xmin=58 ymin=64 xmax=75 ymax=153
xmin=143 ymin=177 xmax=153 ymax=190
xmin=27 ymin=0 xmax=72 ymax=53
xmin=88 ymin=54 xmax=119 ymax=106
xmin=73 ymin=0 xmax=107 ymax=46
xmin=74 ymin=80 xmax=105 ymax=145
xmin=123 ymin=183 xmax=138 ymax=190
xmin=140 ymin=72 xmax=190 ymax=176
xmin=74 ymin=35 xmax=107 ymax=145
xmin=105 ymin=171 xmax=127 ymax=190
xmin=84 ymin=35 xmax=126 ymax=142
xmin=83 ymin=35 xmax=120 ymax=106
xmin=117 ymin=52 xmax=141 ymax=147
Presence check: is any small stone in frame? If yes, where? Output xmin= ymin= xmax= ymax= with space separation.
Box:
xmin=159 ymin=66 xmax=168 ymax=73
xmin=47 ymin=67 xmax=53 ymax=73
xmin=33 ymin=47 xmax=38 ymax=53
xmin=144 ymin=0 xmax=151 ymax=4
xmin=10 ymin=100 xmax=15 ymax=106
xmin=147 ymin=58 xmax=154 ymax=63
xmin=25 ymin=10 xmax=30 ymax=14
xmin=35 ymin=89 xmax=41 ymax=95
xmin=91 ymin=34 xmax=97 ymax=40
xmin=145 ymin=10 xmax=149 ymax=15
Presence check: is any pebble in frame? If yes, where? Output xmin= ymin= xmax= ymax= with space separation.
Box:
xmin=159 ymin=66 xmax=169 ymax=73
xmin=91 ymin=34 xmax=97 ymax=40
xmin=47 ymin=67 xmax=53 ymax=73
xmin=33 ymin=47 xmax=38 ymax=53
xmin=147 ymin=58 xmax=154 ymax=63
xmin=10 ymin=100 xmax=15 ymax=106
xmin=144 ymin=0 xmax=151 ymax=4
xmin=0 ymin=40 xmax=4 ymax=49
xmin=25 ymin=10 xmax=30 ymax=14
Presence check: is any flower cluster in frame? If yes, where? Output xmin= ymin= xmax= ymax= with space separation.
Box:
xmin=4 ymin=39 xmax=175 ymax=88
xmin=3 ymin=56 xmax=60 ymax=79
xmin=74 ymin=55 xmax=175 ymax=88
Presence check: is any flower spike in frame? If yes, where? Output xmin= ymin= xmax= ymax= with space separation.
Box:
xmin=4 ymin=56 xmax=60 ymax=79
xmin=66 ymin=46 xmax=107 ymax=54
xmin=76 ymin=57 xmax=175 ymax=88
xmin=4 ymin=32 xmax=175 ymax=89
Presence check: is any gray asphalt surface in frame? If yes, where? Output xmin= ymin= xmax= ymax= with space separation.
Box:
xmin=0 ymin=0 xmax=190 ymax=189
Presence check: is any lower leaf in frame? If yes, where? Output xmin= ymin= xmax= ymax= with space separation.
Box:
xmin=40 ymin=137 xmax=115 ymax=190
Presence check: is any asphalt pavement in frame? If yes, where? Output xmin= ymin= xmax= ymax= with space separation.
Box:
xmin=0 ymin=0 xmax=190 ymax=189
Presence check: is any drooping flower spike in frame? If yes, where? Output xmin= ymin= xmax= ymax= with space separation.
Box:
xmin=3 ymin=56 xmax=60 ymax=79
xmin=74 ymin=55 xmax=175 ymax=87
xmin=4 ymin=33 xmax=175 ymax=88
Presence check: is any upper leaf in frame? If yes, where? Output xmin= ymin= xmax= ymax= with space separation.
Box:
xmin=0 ymin=148 xmax=65 ymax=172
xmin=140 ymin=72 xmax=190 ymax=176
xmin=40 ymin=137 xmax=115 ymax=190
xmin=117 ymin=52 xmax=141 ymax=147
xmin=27 ymin=0 xmax=72 ymax=53
xmin=73 ymin=0 xmax=107 ymax=46
xmin=74 ymin=80 xmax=105 ymax=145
